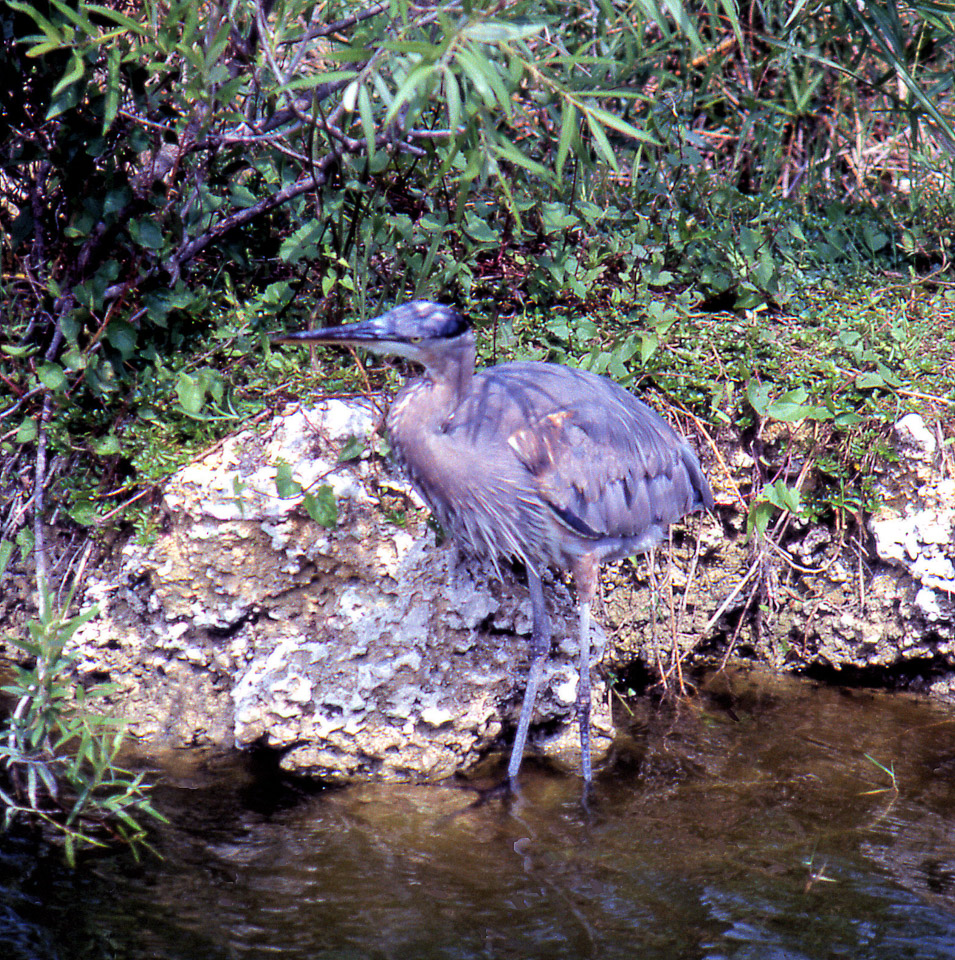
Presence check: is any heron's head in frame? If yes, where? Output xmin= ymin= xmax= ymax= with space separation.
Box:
xmin=271 ymin=301 xmax=469 ymax=359
xmin=272 ymin=301 xmax=474 ymax=388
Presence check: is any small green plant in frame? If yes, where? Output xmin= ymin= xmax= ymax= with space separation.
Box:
xmin=0 ymin=590 xmax=165 ymax=865
xmin=275 ymin=460 xmax=339 ymax=528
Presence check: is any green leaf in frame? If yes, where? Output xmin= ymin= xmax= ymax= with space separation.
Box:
xmin=0 ymin=540 xmax=14 ymax=580
xmin=68 ymin=498 xmax=98 ymax=526
xmin=16 ymin=418 xmax=38 ymax=443
xmin=130 ymin=219 xmax=163 ymax=252
xmin=93 ymin=435 xmax=121 ymax=456
xmin=444 ymin=70 xmax=462 ymax=131
xmin=338 ymin=436 xmax=365 ymax=462
xmin=765 ymin=387 xmax=811 ymax=421
xmin=493 ymin=136 xmax=551 ymax=182
xmin=284 ymin=70 xmax=358 ymax=91
xmin=8 ymin=1 xmax=62 ymax=44
xmin=856 ymin=372 xmax=885 ymax=390
xmin=556 ymin=100 xmax=577 ymax=179
xmin=103 ymin=44 xmax=121 ymax=132
xmin=763 ymin=478 xmax=803 ymax=514
xmin=48 ymin=0 xmax=93 ymax=31
xmin=175 ymin=372 xmax=205 ymax=415
xmin=279 ymin=221 xmax=323 ymax=264
xmin=384 ymin=63 xmax=435 ymax=126
xmin=85 ymin=3 xmax=148 ymax=33
xmin=586 ymin=105 xmax=656 ymax=146
xmin=463 ymin=212 xmax=499 ymax=244
xmin=640 ymin=332 xmax=659 ymax=364
xmin=357 ymin=83 xmax=377 ymax=163
xmin=15 ymin=525 xmax=34 ymax=559
xmin=51 ymin=51 xmax=85 ymax=99
xmin=585 ymin=111 xmax=619 ymax=171
xmin=38 ymin=362 xmax=67 ymax=392
xmin=455 ymin=47 xmax=497 ymax=109
xmin=746 ymin=381 xmax=772 ymax=417
xmin=541 ymin=202 xmax=579 ymax=234
xmin=746 ymin=500 xmax=775 ymax=539
xmin=303 ymin=486 xmax=338 ymax=528
xmin=106 ymin=320 xmax=137 ymax=359
xmin=461 ymin=21 xmax=545 ymax=43
xmin=274 ymin=461 xmax=303 ymax=498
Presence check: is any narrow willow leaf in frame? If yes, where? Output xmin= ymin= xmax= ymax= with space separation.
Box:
xmin=7 ymin=1 xmax=62 ymax=44
xmin=51 ymin=51 xmax=85 ymax=99
xmin=585 ymin=111 xmax=619 ymax=170
xmin=414 ymin=231 xmax=445 ymax=299
xmin=493 ymin=136 xmax=552 ymax=182
xmin=461 ymin=21 xmax=545 ymax=43
xmin=658 ymin=0 xmax=704 ymax=53
xmin=284 ymin=69 xmax=358 ymax=92
xmin=370 ymin=71 xmax=393 ymax=107
xmin=358 ymin=83 xmax=376 ymax=162
xmin=49 ymin=0 xmax=93 ymax=31
xmin=455 ymin=47 xmax=496 ymax=108
xmin=556 ymin=100 xmax=577 ymax=178
xmin=444 ymin=69 xmax=462 ymax=132
xmin=717 ymin=0 xmax=744 ymax=45
xmin=586 ymin=105 xmax=656 ymax=145
xmin=86 ymin=3 xmax=148 ymax=33
xmin=103 ymin=44 xmax=120 ymax=132
xmin=384 ymin=63 xmax=435 ymax=126
xmin=460 ymin=46 xmax=511 ymax=117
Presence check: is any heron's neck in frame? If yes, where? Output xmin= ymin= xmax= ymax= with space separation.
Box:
xmin=422 ymin=332 xmax=475 ymax=409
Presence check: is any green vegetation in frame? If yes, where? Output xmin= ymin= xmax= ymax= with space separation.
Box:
xmin=0 ymin=581 xmax=164 ymax=866
xmin=1 ymin=0 xmax=954 ymax=857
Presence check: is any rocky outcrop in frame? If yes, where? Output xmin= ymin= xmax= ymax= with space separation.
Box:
xmin=69 ymin=400 xmax=612 ymax=782
xmin=868 ymin=414 xmax=955 ymax=686
xmin=604 ymin=413 xmax=953 ymax=682
xmin=60 ymin=401 xmax=954 ymax=782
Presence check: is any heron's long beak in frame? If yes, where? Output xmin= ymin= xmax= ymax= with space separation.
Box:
xmin=271 ymin=318 xmax=388 ymax=347
xmin=271 ymin=315 xmax=421 ymax=360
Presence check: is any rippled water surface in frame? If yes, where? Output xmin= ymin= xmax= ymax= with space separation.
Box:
xmin=5 ymin=667 xmax=955 ymax=959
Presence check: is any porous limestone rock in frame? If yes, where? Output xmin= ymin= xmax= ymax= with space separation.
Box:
xmin=867 ymin=413 xmax=955 ymax=665
xmin=68 ymin=399 xmax=612 ymax=782
xmin=54 ymin=403 xmax=955 ymax=779
xmin=606 ymin=412 xmax=953 ymax=680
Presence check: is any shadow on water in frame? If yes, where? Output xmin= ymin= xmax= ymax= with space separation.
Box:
xmin=5 ymin=666 xmax=955 ymax=959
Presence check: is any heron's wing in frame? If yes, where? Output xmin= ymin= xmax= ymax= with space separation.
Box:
xmin=456 ymin=363 xmax=711 ymax=543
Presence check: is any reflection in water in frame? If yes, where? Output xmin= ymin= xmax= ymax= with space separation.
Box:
xmin=4 ymin=667 xmax=955 ymax=959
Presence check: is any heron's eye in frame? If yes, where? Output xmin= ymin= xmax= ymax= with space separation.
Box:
xmin=410 ymin=336 xmax=422 ymax=343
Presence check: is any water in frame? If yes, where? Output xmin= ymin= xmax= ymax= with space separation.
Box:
xmin=4 ymin=667 xmax=955 ymax=959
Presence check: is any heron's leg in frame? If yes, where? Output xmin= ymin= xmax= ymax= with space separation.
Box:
xmin=507 ymin=569 xmax=551 ymax=784
xmin=577 ymin=598 xmax=593 ymax=783
xmin=574 ymin=555 xmax=599 ymax=784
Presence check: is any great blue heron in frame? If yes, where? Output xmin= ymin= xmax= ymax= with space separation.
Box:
xmin=273 ymin=300 xmax=713 ymax=785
